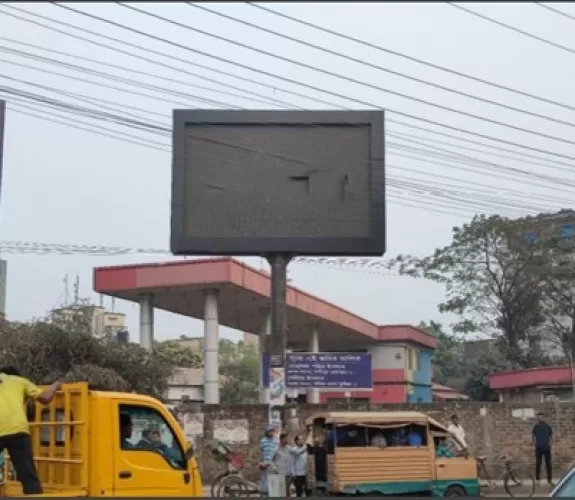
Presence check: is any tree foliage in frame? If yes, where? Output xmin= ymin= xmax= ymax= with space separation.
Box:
xmin=0 ymin=318 xmax=200 ymax=399
xmin=219 ymin=339 xmax=259 ymax=404
xmin=391 ymin=215 xmax=549 ymax=367
xmin=418 ymin=320 xmax=465 ymax=388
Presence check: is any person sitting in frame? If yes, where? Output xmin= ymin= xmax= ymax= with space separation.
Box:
xmin=150 ymin=430 xmax=169 ymax=454
xmin=137 ymin=429 xmax=154 ymax=450
xmin=406 ymin=426 xmax=423 ymax=447
xmin=435 ymin=438 xmax=455 ymax=458
xmin=119 ymin=413 xmax=134 ymax=449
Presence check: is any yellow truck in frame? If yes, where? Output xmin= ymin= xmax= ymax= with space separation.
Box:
xmin=1 ymin=382 xmax=203 ymax=496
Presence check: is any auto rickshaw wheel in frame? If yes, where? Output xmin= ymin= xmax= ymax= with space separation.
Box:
xmin=444 ymin=485 xmax=467 ymax=497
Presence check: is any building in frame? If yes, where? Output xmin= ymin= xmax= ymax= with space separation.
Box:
xmin=94 ymin=257 xmax=437 ymax=405
xmin=52 ymin=305 xmax=129 ymax=342
xmin=174 ymin=336 xmax=203 ymax=353
xmin=489 ymin=366 xmax=575 ymax=402
xmin=165 ymin=367 xmax=204 ymax=405
xmin=431 ymin=383 xmax=469 ymax=402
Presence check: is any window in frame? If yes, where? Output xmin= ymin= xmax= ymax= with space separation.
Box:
xmin=412 ymin=349 xmax=420 ymax=371
xmin=40 ymin=408 xmax=73 ymax=447
xmin=407 ymin=348 xmax=413 ymax=371
xmin=119 ymin=405 xmax=186 ymax=470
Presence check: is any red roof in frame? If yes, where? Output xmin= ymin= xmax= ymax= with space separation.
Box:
xmin=432 ymin=383 xmax=469 ymax=400
xmin=93 ymin=257 xmax=437 ymax=350
xmin=489 ymin=366 xmax=575 ymax=390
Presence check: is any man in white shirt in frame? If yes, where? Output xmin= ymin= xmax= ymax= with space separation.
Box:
xmin=447 ymin=414 xmax=467 ymax=452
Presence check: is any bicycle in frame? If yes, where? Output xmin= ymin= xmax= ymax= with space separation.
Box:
xmin=207 ymin=439 xmax=259 ymax=497
xmin=476 ymin=452 xmax=536 ymax=498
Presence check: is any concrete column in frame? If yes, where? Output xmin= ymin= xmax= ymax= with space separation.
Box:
xmin=259 ymin=309 xmax=271 ymax=404
xmin=139 ymin=293 xmax=154 ymax=351
xmin=203 ymin=289 xmax=220 ymax=404
xmin=308 ymin=327 xmax=320 ymax=404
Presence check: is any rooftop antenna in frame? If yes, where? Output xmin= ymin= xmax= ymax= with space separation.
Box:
xmin=63 ymin=275 xmax=69 ymax=306
xmin=73 ymin=275 xmax=80 ymax=305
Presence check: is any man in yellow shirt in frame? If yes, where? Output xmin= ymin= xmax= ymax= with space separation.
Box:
xmin=0 ymin=366 xmax=61 ymax=495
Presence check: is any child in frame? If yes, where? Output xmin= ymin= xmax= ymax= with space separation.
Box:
xmin=290 ymin=435 xmax=308 ymax=497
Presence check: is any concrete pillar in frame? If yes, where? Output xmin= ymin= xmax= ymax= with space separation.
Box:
xmin=259 ymin=309 xmax=271 ymax=404
xmin=308 ymin=327 xmax=320 ymax=404
xmin=139 ymin=293 xmax=154 ymax=351
xmin=203 ymin=289 xmax=220 ymax=404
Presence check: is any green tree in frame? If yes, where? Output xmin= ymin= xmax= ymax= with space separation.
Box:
xmin=0 ymin=320 xmax=190 ymax=399
xmin=531 ymin=229 xmax=575 ymax=363
xmin=154 ymin=339 xmax=202 ymax=368
xmin=390 ymin=215 xmax=548 ymax=367
xmin=219 ymin=339 xmax=259 ymax=404
xmin=418 ymin=321 xmax=465 ymax=388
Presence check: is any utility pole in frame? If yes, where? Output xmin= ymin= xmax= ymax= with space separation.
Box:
xmin=0 ymin=101 xmax=7 ymax=319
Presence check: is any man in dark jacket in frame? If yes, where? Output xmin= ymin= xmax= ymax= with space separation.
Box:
xmin=532 ymin=412 xmax=553 ymax=485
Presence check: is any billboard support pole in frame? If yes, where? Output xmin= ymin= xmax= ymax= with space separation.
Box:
xmin=267 ymin=253 xmax=291 ymax=369
xmin=266 ymin=252 xmax=292 ymax=432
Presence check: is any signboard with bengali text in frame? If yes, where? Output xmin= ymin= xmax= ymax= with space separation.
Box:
xmin=285 ymin=352 xmax=372 ymax=390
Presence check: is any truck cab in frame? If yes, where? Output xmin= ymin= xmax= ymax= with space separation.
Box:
xmin=2 ymin=382 xmax=203 ymax=496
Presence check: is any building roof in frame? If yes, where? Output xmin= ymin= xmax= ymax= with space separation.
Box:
xmin=93 ymin=257 xmax=437 ymax=351
xmin=432 ymin=383 xmax=469 ymax=401
xmin=305 ymin=411 xmax=446 ymax=430
xmin=489 ymin=365 xmax=575 ymax=390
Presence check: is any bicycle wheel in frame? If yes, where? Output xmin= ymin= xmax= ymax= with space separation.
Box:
xmin=217 ymin=474 xmax=251 ymax=497
xmin=504 ymin=466 xmax=536 ymax=498
xmin=211 ymin=472 xmax=231 ymax=497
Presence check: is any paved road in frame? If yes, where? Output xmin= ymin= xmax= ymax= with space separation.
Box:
xmin=205 ymin=481 xmax=555 ymax=497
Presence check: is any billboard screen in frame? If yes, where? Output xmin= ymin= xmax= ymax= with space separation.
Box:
xmin=171 ymin=110 xmax=385 ymax=256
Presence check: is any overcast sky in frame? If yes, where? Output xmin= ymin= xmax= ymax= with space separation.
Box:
xmin=1 ymin=2 xmax=574 ymax=342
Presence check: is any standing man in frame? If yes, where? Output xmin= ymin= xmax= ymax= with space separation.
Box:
xmin=0 ymin=366 xmax=61 ymax=495
xmin=447 ymin=414 xmax=467 ymax=453
xmin=274 ymin=433 xmax=293 ymax=496
xmin=259 ymin=425 xmax=277 ymax=497
xmin=532 ymin=412 xmax=553 ymax=486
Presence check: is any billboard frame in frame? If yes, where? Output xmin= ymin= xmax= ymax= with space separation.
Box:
xmin=170 ymin=109 xmax=385 ymax=256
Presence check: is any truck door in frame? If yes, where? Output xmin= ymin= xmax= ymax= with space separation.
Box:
xmin=113 ymin=402 xmax=196 ymax=497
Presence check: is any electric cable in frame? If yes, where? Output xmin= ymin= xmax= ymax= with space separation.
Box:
xmin=247 ymin=2 xmax=575 ymax=113
xmin=448 ymin=3 xmax=575 ymax=57
xmin=5 ymin=2 xmax=575 ymax=162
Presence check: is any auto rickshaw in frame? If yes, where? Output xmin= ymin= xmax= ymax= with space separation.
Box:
xmin=305 ymin=411 xmax=479 ymax=497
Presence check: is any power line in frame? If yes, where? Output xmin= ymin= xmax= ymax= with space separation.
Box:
xmin=387 ymin=118 xmax=575 ymax=170
xmin=4 ymin=48 xmax=574 ymax=184
xmin=246 ymin=2 xmax=575 ymax=113
xmin=187 ymin=2 xmax=575 ymax=130
xmin=4 ymin=91 xmax=556 ymax=219
xmin=3 ymin=77 xmax=573 ymax=210
xmin=8 ymin=3 xmax=575 ymax=162
xmin=4 ymin=75 xmax=573 ymax=205
xmin=0 ymin=5 xmax=323 ymax=109
xmin=448 ymin=3 xmax=575 ymax=57
xmin=536 ymin=3 xmax=575 ymax=23
xmin=113 ymin=2 xmax=575 ymax=148
xmin=0 ymin=50 xmax=242 ymax=109
xmin=0 ymin=36 xmax=286 ymax=109
xmin=4 ymin=41 xmax=574 ymax=178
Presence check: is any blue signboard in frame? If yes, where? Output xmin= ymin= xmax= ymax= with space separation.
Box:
xmin=285 ymin=352 xmax=372 ymax=389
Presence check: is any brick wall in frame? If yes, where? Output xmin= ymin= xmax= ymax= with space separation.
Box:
xmin=182 ymin=401 xmax=575 ymax=484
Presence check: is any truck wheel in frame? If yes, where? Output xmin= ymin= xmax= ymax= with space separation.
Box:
xmin=444 ymin=485 xmax=467 ymax=497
